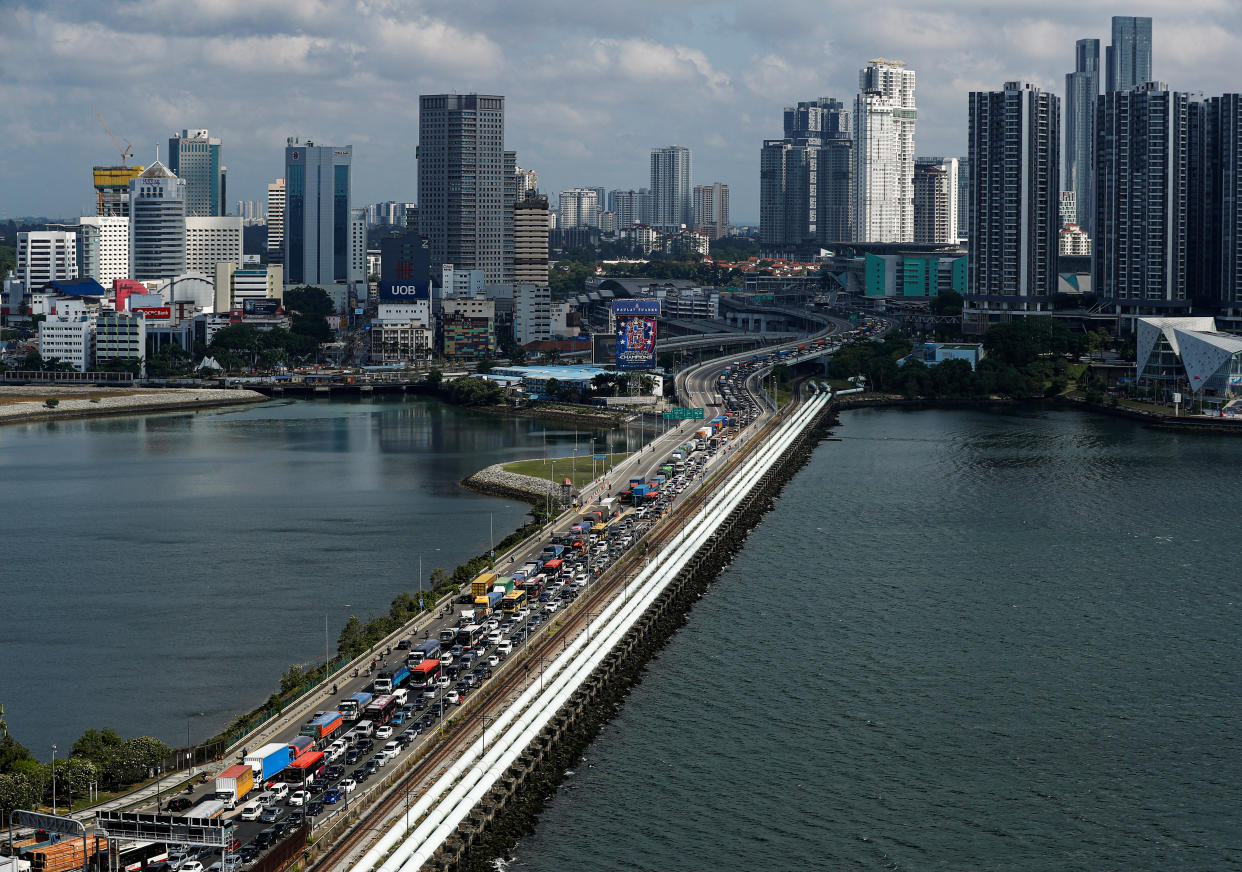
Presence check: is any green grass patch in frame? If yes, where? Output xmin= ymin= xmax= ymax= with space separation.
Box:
xmin=504 ymin=452 xmax=633 ymax=489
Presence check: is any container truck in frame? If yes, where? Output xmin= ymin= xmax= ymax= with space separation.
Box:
xmin=488 ymin=590 xmax=505 ymax=613
xmin=541 ymin=544 xmax=565 ymax=560
xmin=373 ymin=663 xmax=410 ymax=693
xmin=299 ymin=711 xmax=344 ymax=742
xmin=245 ymin=743 xmax=293 ymax=782
xmin=340 ymin=692 xmax=372 ymax=720
xmin=492 ymin=577 xmax=516 ymax=595
xmin=632 ymin=484 xmax=651 ymax=498
xmin=471 ymin=571 xmax=498 ymax=599
xmin=214 ymin=764 xmax=254 ymax=807
xmin=287 ymin=736 xmax=314 ymax=759
xmin=628 ymin=477 xmax=644 ymax=488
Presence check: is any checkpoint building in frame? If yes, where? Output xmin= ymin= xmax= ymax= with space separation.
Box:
xmin=1136 ymin=317 xmax=1242 ymax=410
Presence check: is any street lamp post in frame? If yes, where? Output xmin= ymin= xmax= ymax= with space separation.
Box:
xmin=51 ymin=745 xmax=56 ymax=815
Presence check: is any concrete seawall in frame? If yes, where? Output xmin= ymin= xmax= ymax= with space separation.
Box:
xmin=0 ymin=388 xmax=267 ymax=427
xmin=435 ymin=400 xmax=836 ymax=871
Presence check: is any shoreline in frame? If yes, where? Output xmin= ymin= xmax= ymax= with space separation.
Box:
xmin=0 ymin=387 xmax=268 ymax=427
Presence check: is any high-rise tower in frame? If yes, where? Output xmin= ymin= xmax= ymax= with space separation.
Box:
xmin=1065 ymin=38 xmax=1100 ymax=237
xmin=649 ymin=145 xmax=693 ymax=230
xmin=129 ymin=161 xmax=188 ymax=281
xmin=167 ymin=129 xmax=223 ymax=217
xmin=283 ymin=139 xmax=353 ymax=297
xmin=1106 ymin=16 xmax=1153 ymax=93
xmin=854 ymin=59 xmax=917 ymax=242
xmin=417 ymin=94 xmax=507 ymax=284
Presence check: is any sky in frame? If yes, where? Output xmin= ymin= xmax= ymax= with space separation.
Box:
xmin=2 ymin=1 xmax=1240 ymax=223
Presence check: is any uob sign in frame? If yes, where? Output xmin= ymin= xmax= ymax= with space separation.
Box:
xmin=378 ymin=281 xmax=431 ymax=301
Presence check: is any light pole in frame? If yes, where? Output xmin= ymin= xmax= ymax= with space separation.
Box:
xmin=481 ymin=715 xmax=496 ymax=754
xmin=51 ymin=745 xmax=56 ymax=815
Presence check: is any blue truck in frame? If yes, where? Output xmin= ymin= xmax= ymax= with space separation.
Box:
xmin=542 ymin=544 xmax=565 ymax=560
xmin=341 ymin=692 xmax=372 ymax=720
xmin=244 ymin=742 xmax=293 ymax=783
xmin=374 ymin=665 xmax=410 ymax=693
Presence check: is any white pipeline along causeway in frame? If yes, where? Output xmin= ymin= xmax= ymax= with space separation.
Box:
xmin=350 ymin=390 xmax=834 ymax=872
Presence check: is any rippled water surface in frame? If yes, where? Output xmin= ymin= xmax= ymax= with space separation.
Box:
xmin=0 ymin=396 xmax=628 ymax=751
xmin=509 ymin=407 xmax=1242 ymax=871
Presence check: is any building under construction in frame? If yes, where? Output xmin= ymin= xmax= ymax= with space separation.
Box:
xmin=93 ymin=164 xmax=144 ymax=216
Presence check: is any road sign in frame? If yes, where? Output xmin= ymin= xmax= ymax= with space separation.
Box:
xmin=663 ymin=407 xmax=705 ymax=420
xmin=754 ymin=293 xmax=775 ymax=303
xmin=12 ymin=811 xmax=82 ymax=837
xmin=593 ymin=454 xmax=607 ymax=460
xmin=96 ymin=811 xmax=231 ymax=847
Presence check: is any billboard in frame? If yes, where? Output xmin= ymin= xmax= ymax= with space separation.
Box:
xmin=133 ymin=306 xmax=171 ymax=321
xmin=242 ymin=298 xmax=281 ymax=316
xmin=612 ymin=298 xmax=662 ymax=317
xmin=616 ymin=317 xmax=657 ymax=370
xmin=378 ymin=280 xmax=431 ymax=302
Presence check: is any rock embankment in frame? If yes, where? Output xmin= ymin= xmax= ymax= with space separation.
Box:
xmin=463 ymin=463 xmax=559 ymax=504
xmin=0 ymin=388 xmax=267 ymax=426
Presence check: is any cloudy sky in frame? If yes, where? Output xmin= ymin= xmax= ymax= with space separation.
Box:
xmin=2 ymin=1 xmax=1240 ymax=222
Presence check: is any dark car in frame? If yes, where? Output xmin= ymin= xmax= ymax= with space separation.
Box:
xmin=322 ymin=788 xmax=342 ymax=805
xmin=270 ymin=821 xmax=290 ymax=840
xmin=344 ymin=749 xmax=361 ymax=765
xmin=305 ymin=800 xmax=324 ymax=816
xmin=165 ymin=797 xmax=193 ymax=812
xmin=395 ymin=732 xmax=415 ymax=748
xmin=237 ymin=847 xmax=258 ymax=864
xmin=287 ymin=811 xmax=305 ymax=827
xmin=356 ymin=738 xmax=374 ymax=753
xmin=351 ymin=766 xmax=369 ymax=782
xmin=396 ymin=638 xmax=411 ymax=650
xmin=325 ymin=765 xmax=345 ymax=780
xmin=363 ymin=759 xmax=378 ymax=774
xmin=253 ymin=828 xmax=276 ymax=850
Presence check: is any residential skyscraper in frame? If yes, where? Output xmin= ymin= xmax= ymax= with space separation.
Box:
xmin=1106 ymin=16 xmax=1153 ymax=94
xmin=266 ymin=178 xmax=285 ymax=264
xmin=816 ymin=139 xmax=854 ymax=244
xmin=1189 ymin=94 xmax=1242 ymax=313
xmin=913 ymin=157 xmax=958 ymax=245
xmin=1095 ymin=82 xmax=1190 ymax=311
xmin=854 ymin=59 xmax=917 ymax=242
xmin=784 ymin=98 xmax=850 ymax=144
xmin=650 ymin=145 xmax=693 ymax=229
xmin=558 ymin=188 xmax=600 ymax=229
xmin=967 ymin=82 xmax=1060 ymax=310
xmin=514 ymin=167 xmax=539 ymax=200
xmin=1065 ymin=38 xmax=1100 ymax=238
xmin=417 ymin=94 xmax=507 ymax=284
xmin=693 ymin=183 xmax=730 ymax=240
xmin=77 ymin=216 xmax=129 ymax=284
xmin=760 ymin=140 xmax=813 ymax=249
xmin=283 ymin=139 xmax=353 ymax=299
xmin=16 ymin=231 xmax=77 ymax=289
xmin=129 ymin=161 xmax=187 ymax=282
xmin=167 ymin=129 xmax=223 ymax=217
xmin=957 ymin=156 xmax=970 ymax=242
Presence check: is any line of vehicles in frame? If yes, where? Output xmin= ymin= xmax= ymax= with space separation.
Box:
xmin=142 ymin=352 xmax=779 ymax=872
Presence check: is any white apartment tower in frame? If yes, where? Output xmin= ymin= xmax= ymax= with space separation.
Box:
xmin=558 ymin=188 xmax=600 ymax=229
xmin=77 ymin=217 xmax=130 ymax=285
xmin=854 ymin=59 xmax=917 ymax=242
xmin=693 ymin=183 xmax=730 ymax=240
xmin=16 ymin=231 xmax=78 ymax=289
xmin=267 ymin=178 xmax=286 ymax=263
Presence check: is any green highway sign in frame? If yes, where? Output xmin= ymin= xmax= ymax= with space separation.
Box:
xmin=754 ymin=293 xmax=775 ymax=303
xmin=663 ymin=407 xmax=705 ymax=420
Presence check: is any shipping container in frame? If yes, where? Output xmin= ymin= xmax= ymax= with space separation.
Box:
xmin=244 ymin=743 xmax=293 ymax=782
xmin=186 ymin=800 xmax=226 ymax=821
xmin=214 ymin=765 xmax=253 ymax=805
xmin=471 ymin=571 xmax=498 ymax=599
xmin=287 ymin=736 xmax=314 ymax=759
xmin=340 ymin=692 xmax=373 ymax=720
xmin=492 ymin=577 xmax=516 ymax=595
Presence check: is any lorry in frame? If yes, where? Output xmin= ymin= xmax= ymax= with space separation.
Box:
xmin=244 ymin=743 xmax=293 ymax=782
xmin=214 ymin=764 xmax=254 ymax=808
xmin=299 ymin=711 xmax=344 ymax=741
xmin=340 ymin=691 xmax=373 ymax=720
xmin=288 ymin=736 xmax=314 ymax=759
xmin=488 ymin=590 xmax=505 ymax=614
xmin=492 ymin=577 xmax=516 ymax=595
xmin=632 ymin=484 xmax=652 ymax=499
xmin=541 ymin=544 xmax=565 ymax=560
xmin=373 ymin=664 xmax=409 ymax=693
xmin=471 ymin=571 xmax=498 ymax=599
xmin=628 ymin=477 xmax=644 ymax=488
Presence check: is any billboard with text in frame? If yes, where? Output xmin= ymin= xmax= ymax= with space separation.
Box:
xmin=378 ymin=281 xmax=431 ymax=302
xmin=616 ymin=316 xmax=657 ymax=370
xmin=611 ymin=298 xmax=662 ymax=317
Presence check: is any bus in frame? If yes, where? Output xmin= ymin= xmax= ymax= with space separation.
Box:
xmin=501 ymin=589 xmax=527 ymax=614
xmin=455 ymin=624 xmax=485 ymax=649
xmin=407 ymin=659 xmax=441 ymax=692
xmin=277 ymin=750 xmax=325 ymax=787
xmin=520 ymin=576 xmax=544 ymax=599
xmin=407 ymin=639 xmax=440 ymax=666
xmin=542 ymin=558 xmax=563 ymax=575
xmin=340 ymin=693 xmax=372 ymax=721
xmin=363 ymin=694 xmax=398 ymax=726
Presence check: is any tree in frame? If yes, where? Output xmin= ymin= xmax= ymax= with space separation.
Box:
xmin=337 ymin=615 xmax=365 ymax=657
xmin=448 ymin=376 xmax=504 ymax=406
xmin=282 ymin=286 xmax=335 ymax=316
xmin=476 ymin=356 xmax=496 ymax=374
xmin=59 ymin=757 xmax=97 ymax=809
xmin=0 ymin=773 xmax=35 ymax=817
xmin=425 ymin=369 xmax=443 ymax=389
xmin=71 ymin=728 xmax=124 ymax=773
xmin=929 ymin=289 xmax=963 ymax=317
xmin=20 ymin=351 xmax=43 ymax=371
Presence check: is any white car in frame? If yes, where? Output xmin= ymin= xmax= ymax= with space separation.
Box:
xmin=487 ymin=655 xmax=500 ymax=668
xmin=545 ymin=601 xmax=561 ymax=614
xmin=265 ymin=782 xmax=289 ymax=800
xmin=515 ymin=608 xmax=531 ymax=620
xmin=252 ymin=791 xmax=275 ymax=807
xmin=239 ymin=804 xmax=261 ymax=821
xmin=375 ymin=724 xmax=393 ymax=739
xmin=496 ymin=641 xmax=513 ymax=656
xmin=180 ymin=863 xmax=204 ymax=872
xmin=445 ymin=690 xmax=461 ymax=705
xmin=341 ymin=778 xmax=357 ymax=793
xmin=288 ymin=790 xmax=309 ymax=807
xmin=436 ymin=674 xmax=451 ymax=688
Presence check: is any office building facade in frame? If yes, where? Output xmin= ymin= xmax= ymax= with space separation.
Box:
xmin=967 ymin=82 xmax=1060 ymax=309
xmin=77 ymin=216 xmax=130 ymax=285
xmin=650 ymin=145 xmax=693 ymax=230
xmin=186 ymin=216 xmax=243 ymax=276
xmin=129 ymin=161 xmax=187 ymax=282
xmin=266 ymin=178 xmax=285 ymax=264
xmin=1065 ymin=38 xmax=1100 ymax=237
xmin=418 ymin=94 xmax=507 ymax=284
xmin=1106 ymin=16 xmax=1153 ymax=94
xmin=167 ymin=129 xmax=223 ymax=217
xmin=16 ymin=231 xmax=77 ymax=290
xmin=514 ymin=196 xmax=550 ymax=287
xmin=283 ymin=139 xmax=353 ymax=293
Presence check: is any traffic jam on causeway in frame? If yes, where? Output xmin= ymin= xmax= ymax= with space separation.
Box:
xmin=113 ymin=328 xmax=855 ymax=872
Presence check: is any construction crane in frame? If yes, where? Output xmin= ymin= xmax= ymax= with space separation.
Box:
xmin=93 ymin=106 xmax=134 ymax=168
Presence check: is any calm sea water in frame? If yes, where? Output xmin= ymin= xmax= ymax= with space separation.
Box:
xmin=508 ymin=407 xmax=1242 ymax=871
xmin=0 ymin=396 xmax=632 ymax=753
